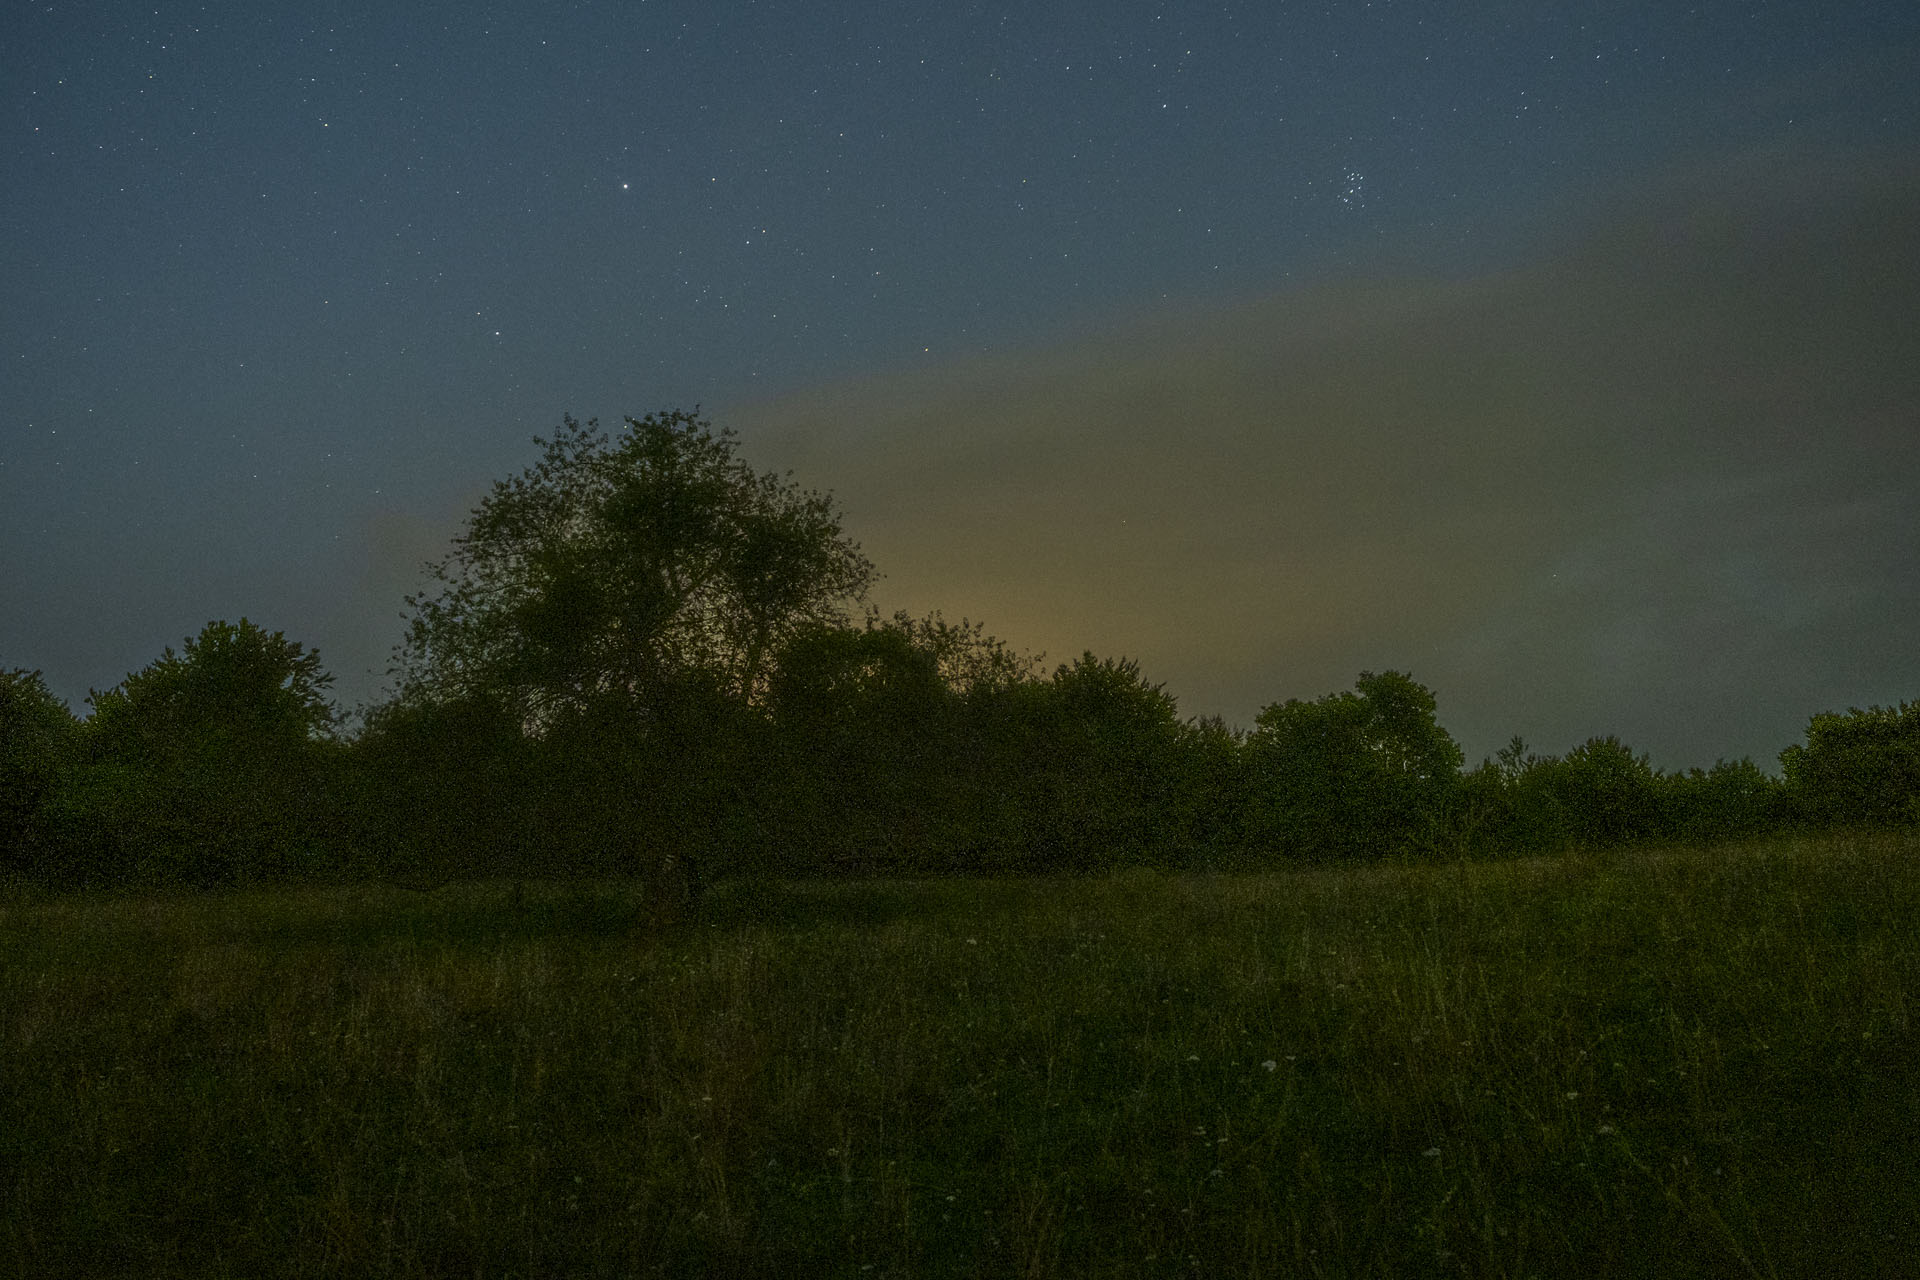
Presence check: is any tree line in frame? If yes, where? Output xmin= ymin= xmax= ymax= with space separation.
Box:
xmin=4 ymin=410 xmax=1915 ymax=894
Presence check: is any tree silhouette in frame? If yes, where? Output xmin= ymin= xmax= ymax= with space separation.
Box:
xmin=1781 ymin=702 xmax=1920 ymax=827
xmin=1541 ymin=735 xmax=1662 ymax=848
xmin=83 ymin=619 xmax=337 ymax=883
xmin=1661 ymin=757 xmax=1780 ymax=844
xmin=762 ymin=620 xmax=952 ymax=871
xmin=1245 ymin=671 xmax=1462 ymax=859
xmin=393 ymin=410 xmax=875 ymax=727
xmin=385 ymin=410 xmax=875 ymax=900
xmin=1034 ymin=653 xmax=1186 ymax=869
xmin=0 ymin=668 xmax=80 ymax=876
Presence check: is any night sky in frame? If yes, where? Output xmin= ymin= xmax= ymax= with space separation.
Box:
xmin=6 ymin=1 xmax=1918 ymax=770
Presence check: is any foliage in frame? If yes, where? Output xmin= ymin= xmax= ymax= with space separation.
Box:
xmin=376 ymin=410 xmax=876 ymax=897
xmin=867 ymin=607 xmax=1042 ymax=695
xmin=1661 ymin=757 xmax=1782 ymax=844
xmin=762 ymin=618 xmax=957 ymax=872
xmin=756 ymin=628 xmax=1199 ymax=876
xmin=1023 ymin=653 xmax=1187 ymax=869
xmin=88 ymin=618 xmax=336 ymax=753
xmin=356 ymin=411 xmax=871 ymax=892
xmin=0 ymin=669 xmax=80 ymax=874
xmin=757 ymin=609 xmax=1048 ymax=874
xmin=79 ymin=619 xmax=338 ymax=884
xmin=1535 ymin=735 xmax=1664 ymax=849
xmin=1244 ymin=670 xmax=1463 ymax=859
xmin=1780 ymin=701 xmax=1920 ymax=827
xmin=1163 ymin=713 xmax=1250 ymax=867
xmin=392 ymin=410 xmax=876 ymax=727
xmin=346 ymin=692 xmax=536 ymax=885
xmin=1462 ymin=734 xmax=1685 ymax=855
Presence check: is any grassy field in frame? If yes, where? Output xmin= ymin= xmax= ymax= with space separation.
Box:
xmin=2 ymin=833 xmax=1916 ymax=1278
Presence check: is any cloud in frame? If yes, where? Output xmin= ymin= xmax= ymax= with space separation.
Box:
xmin=734 ymin=159 xmax=1920 ymax=768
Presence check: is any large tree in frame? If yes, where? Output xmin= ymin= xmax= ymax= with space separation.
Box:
xmin=382 ymin=410 xmax=875 ymax=901
xmin=393 ymin=410 xmax=876 ymax=727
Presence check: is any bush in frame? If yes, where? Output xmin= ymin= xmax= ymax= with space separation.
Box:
xmin=0 ymin=669 xmax=80 ymax=877
xmin=1781 ymin=701 xmax=1920 ymax=828
xmin=1660 ymin=758 xmax=1781 ymax=844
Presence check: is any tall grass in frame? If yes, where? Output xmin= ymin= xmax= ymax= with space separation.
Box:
xmin=3 ymin=832 xmax=1916 ymax=1277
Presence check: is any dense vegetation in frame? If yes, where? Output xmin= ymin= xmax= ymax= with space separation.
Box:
xmin=3 ymin=832 xmax=1914 ymax=1276
xmin=3 ymin=408 xmax=1915 ymax=892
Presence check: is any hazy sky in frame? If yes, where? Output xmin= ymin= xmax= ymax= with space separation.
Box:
xmin=5 ymin=1 xmax=1917 ymax=769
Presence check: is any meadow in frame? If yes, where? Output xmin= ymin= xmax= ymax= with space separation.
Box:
xmin=3 ymin=832 xmax=1915 ymax=1278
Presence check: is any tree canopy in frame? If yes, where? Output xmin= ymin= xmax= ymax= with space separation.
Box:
xmin=0 ymin=668 xmax=80 ymax=872
xmin=393 ymin=410 xmax=876 ymax=729
xmin=1781 ymin=701 xmax=1920 ymax=827
xmin=1245 ymin=670 xmax=1464 ymax=859
xmin=88 ymin=618 xmax=335 ymax=757
xmin=80 ymin=619 xmax=338 ymax=883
